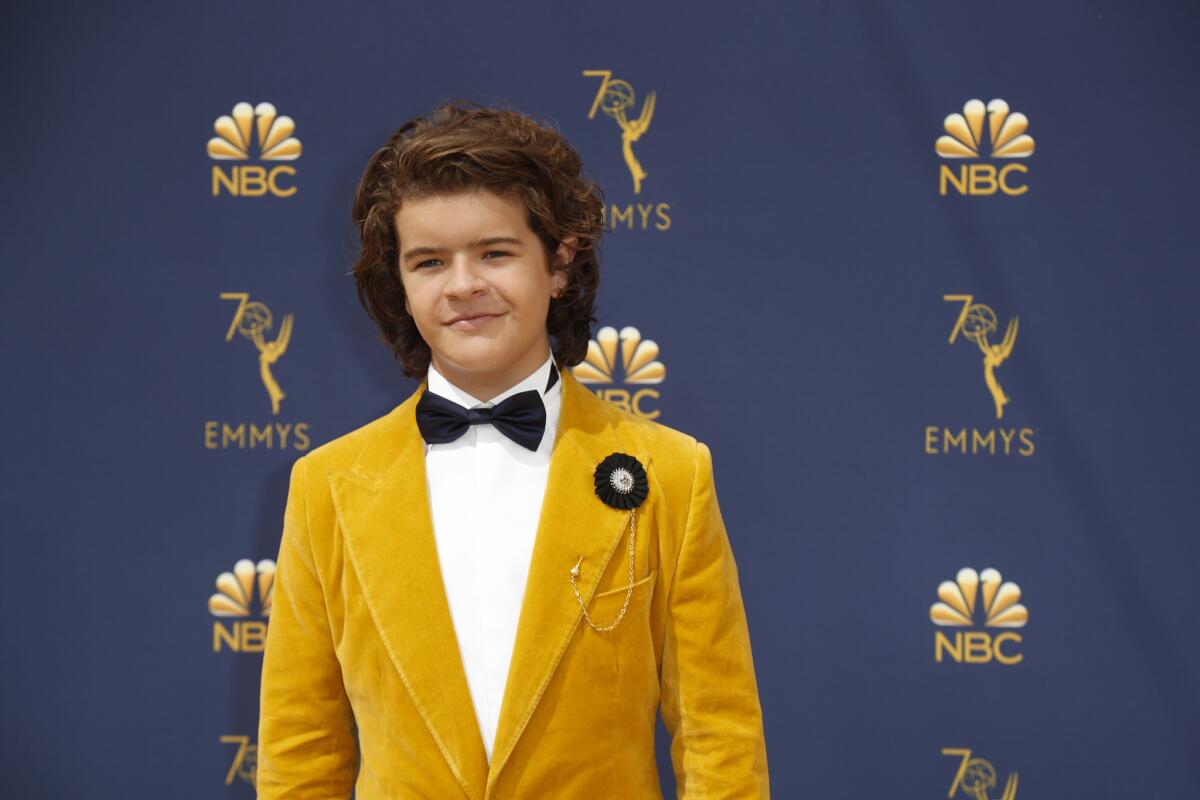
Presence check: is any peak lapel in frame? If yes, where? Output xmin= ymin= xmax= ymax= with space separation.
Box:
xmin=326 ymin=384 xmax=489 ymax=800
xmin=487 ymin=370 xmax=650 ymax=791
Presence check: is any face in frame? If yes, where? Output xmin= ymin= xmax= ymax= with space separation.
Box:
xmin=394 ymin=188 xmax=572 ymax=399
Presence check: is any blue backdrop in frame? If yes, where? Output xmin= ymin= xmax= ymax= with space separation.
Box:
xmin=3 ymin=0 xmax=1198 ymax=796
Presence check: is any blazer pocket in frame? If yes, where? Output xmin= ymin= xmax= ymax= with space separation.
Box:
xmin=592 ymin=568 xmax=658 ymax=600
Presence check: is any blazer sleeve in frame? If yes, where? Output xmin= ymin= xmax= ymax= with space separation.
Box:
xmin=659 ymin=441 xmax=770 ymax=798
xmin=257 ymin=455 xmax=358 ymax=798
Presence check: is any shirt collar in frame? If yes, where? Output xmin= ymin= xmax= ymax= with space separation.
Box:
xmin=426 ymin=350 xmax=561 ymax=410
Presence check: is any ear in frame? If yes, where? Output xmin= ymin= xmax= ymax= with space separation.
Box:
xmin=551 ymin=236 xmax=578 ymax=299
xmin=554 ymin=236 xmax=578 ymax=268
xmin=550 ymin=269 xmax=568 ymax=299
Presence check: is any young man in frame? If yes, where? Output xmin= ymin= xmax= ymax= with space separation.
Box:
xmin=258 ymin=103 xmax=769 ymax=799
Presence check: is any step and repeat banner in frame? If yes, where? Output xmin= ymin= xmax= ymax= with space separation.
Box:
xmin=3 ymin=1 xmax=1198 ymax=797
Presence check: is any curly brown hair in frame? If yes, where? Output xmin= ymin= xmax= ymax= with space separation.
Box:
xmin=350 ymin=101 xmax=605 ymax=380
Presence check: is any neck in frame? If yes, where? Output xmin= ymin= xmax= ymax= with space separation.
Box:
xmin=430 ymin=343 xmax=553 ymax=403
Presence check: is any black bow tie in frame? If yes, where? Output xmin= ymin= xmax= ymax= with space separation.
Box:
xmin=416 ymin=364 xmax=559 ymax=452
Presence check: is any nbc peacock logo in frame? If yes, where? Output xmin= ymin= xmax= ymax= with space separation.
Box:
xmin=936 ymin=98 xmax=1034 ymax=196
xmin=931 ymin=567 xmax=1028 ymax=666
xmin=572 ymin=325 xmax=665 ymax=419
xmin=207 ymin=101 xmax=302 ymax=197
xmin=209 ymin=559 xmax=275 ymax=654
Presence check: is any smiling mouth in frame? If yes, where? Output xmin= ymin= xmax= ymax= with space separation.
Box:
xmin=448 ymin=312 xmax=504 ymax=330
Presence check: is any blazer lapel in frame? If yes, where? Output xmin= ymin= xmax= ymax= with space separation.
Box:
xmin=326 ymin=383 xmax=489 ymax=800
xmin=486 ymin=369 xmax=650 ymax=792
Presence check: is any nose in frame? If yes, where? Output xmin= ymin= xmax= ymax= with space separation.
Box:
xmin=443 ymin=254 xmax=489 ymax=299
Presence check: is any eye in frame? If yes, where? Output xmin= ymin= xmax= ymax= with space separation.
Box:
xmin=415 ymin=258 xmax=442 ymax=269
xmin=483 ymin=250 xmax=513 ymax=260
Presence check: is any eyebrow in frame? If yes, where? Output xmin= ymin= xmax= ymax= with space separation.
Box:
xmin=401 ymin=236 xmax=524 ymax=261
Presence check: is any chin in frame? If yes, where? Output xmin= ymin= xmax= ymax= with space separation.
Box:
xmin=440 ymin=343 xmax=517 ymax=372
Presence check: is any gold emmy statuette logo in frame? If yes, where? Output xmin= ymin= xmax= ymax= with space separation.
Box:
xmin=924 ymin=295 xmax=1034 ymax=457
xmin=221 ymin=293 xmax=292 ymax=415
xmin=936 ymin=98 xmax=1034 ymax=196
xmin=931 ymin=568 xmax=1028 ymax=665
xmin=209 ymin=558 xmax=275 ymax=653
xmin=220 ymin=735 xmax=257 ymax=787
xmin=572 ymin=325 xmax=665 ymax=419
xmin=207 ymin=101 xmax=301 ymax=197
xmin=583 ymin=70 xmax=655 ymax=193
xmin=583 ymin=71 xmax=671 ymax=231
xmin=942 ymin=748 xmax=1018 ymax=800
xmin=944 ymin=295 xmax=1018 ymax=420
xmin=204 ymin=292 xmax=310 ymax=451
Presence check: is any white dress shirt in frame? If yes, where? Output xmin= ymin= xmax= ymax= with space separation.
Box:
xmin=423 ymin=351 xmax=561 ymax=762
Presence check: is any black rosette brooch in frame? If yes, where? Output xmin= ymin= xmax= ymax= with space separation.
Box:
xmin=572 ymin=452 xmax=649 ymax=633
xmin=593 ymin=452 xmax=648 ymax=510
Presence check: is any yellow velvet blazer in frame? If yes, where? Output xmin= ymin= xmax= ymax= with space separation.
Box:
xmin=258 ymin=367 xmax=770 ymax=799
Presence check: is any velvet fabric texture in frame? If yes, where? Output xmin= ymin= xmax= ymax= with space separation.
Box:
xmin=257 ymin=367 xmax=770 ymax=799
